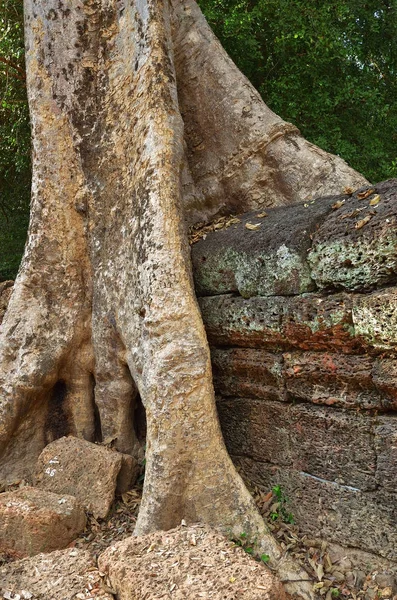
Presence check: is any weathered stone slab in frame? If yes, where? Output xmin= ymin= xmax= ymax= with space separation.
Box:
xmin=200 ymin=293 xmax=365 ymax=353
xmin=375 ymin=416 xmax=397 ymax=493
xmin=211 ymin=348 xmax=285 ymax=401
xmin=372 ymin=358 xmax=397 ymax=410
xmin=217 ymin=398 xmax=291 ymax=465
xmin=308 ymin=180 xmax=397 ymax=291
xmin=218 ymin=398 xmax=376 ymax=490
xmin=284 ymin=351 xmax=384 ymax=410
xmin=234 ymin=457 xmax=397 ymax=562
xmin=192 ymin=198 xmax=335 ymax=298
xmin=35 ymin=436 xmax=138 ymax=518
xmin=0 ymin=548 xmax=113 ymax=600
xmin=288 ymin=404 xmax=376 ymax=491
xmin=98 ymin=524 xmax=286 ymax=600
xmin=353 ymin=287 xmax=397 ymax=350
xmin=0 ymin=487 xmax=86 ymax=557
xmin=192 ymin=181 xmax=397 ymax=297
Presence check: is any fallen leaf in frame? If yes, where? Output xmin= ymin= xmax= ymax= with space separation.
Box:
xmin=257 ymin=212 xmax=268 ymax=218
xmin=357 ymin=188 xmax=375 ymax=200
xmin=245 ymin=222 xmax=261 ymax=230
xmin=355 ymin=215 xmax=372 ymax=229
xmin=230 ymin=577 xmax=236 ymax=583
xmin=369 ymin=194 xmax=381 ymax=206
xmin=317 ymin=563 xmax=324 ymax=582
xmin=344 ymin=186 xmax=354 ymax=195
xmin=341 ymin=208 xmax=365 ymax=220
xmin=332 ymin=200 xmax=345 ymax=210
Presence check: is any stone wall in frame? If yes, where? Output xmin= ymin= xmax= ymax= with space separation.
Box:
xmin=193 ymin=179 xmax=397 ymax=562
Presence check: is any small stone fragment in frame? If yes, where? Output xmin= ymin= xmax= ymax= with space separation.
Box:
xmin=0 ymin=487 xmax=85 ymax=557
xmin=35 ymin=436 xmax=136 ymax=518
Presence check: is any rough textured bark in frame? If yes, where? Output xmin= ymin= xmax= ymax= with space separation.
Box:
xmin=0 ymin=0 xmax=367 ymax=597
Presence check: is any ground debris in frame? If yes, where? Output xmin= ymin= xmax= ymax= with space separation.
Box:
xmin=189 ymin=215 xmax=241 ymax=244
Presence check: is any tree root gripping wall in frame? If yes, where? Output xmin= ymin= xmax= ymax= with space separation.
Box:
xmin=1 ymin=181 xmax=397 ymax=561
xmin=194 ymin=179 xmax=397 ymax=562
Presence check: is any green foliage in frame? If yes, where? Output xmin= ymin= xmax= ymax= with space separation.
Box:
xmin=0 ymin=0 xmax=30 ymax=280
xmin=198 ymin=0 xmax=397 ymax=184
xmin=1 ymin=0 xmax=397 ymax=278
xmin=233 ymin=533 xmax=269 ymax=563
xmin=270 ymin=485 xmax=295 ymax=524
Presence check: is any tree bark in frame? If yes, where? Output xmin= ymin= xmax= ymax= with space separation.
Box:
xmin=0 ymin=0 xmax=367 ymax=597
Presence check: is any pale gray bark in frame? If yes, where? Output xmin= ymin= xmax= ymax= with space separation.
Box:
xmin=0 ymin=1 xmax=367 ymax=597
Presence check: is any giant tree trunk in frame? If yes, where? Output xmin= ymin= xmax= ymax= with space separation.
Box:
xmin=0 ymin=0 xmax=367 ymax=597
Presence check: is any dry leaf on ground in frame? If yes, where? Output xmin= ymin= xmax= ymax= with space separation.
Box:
xmin=245 ymin=222 xmax=261 ymax=231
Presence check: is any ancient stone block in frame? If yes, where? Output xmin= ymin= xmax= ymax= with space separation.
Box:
xmin=353 ymin=287 xmax=397 ymax=350
xmin=211 ymin=348 xmax=285 ymax=401
xmin=200 ymin=293 xmax=364 ymax=353
xmin=218 ymin=398 xmax=376 ymax=490
xmin=375 ymin=416 xmax=397 ymax=493
xmin=372 ymin=359 xmax=397 ymax=409
xmin=98 ymin=524 xmax=286 ymax=600
xmin=35 ymin=436 xmax=136 ymax=518
xmin=217 ymin=397 xmax=291 ymax=465
xmin=0 ymin=548 xmax=113 ymax=600
xmin=192 ymin=199 xmax=335 ymax=298
xmin=234 ymin=458 xmax=397 ymax=561
xmin=284 ymin=352 xmax=383 ymax=410
xmin=288 ymin=404 xmax=376 ymax=490
xmin=0 ymin=487 xmax=86 ymax=557
xmin=199 ymin=294 xmax=285 ymax=349
xmin=309 ymin=180 xmax=397 ymax=292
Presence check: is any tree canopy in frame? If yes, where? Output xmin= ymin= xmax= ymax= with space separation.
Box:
xmin=0 ymin=0 xmax=396 ymax=280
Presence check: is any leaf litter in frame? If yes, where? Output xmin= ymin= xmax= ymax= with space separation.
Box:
xmin=2 ymin=479 xmax=395 ymax=600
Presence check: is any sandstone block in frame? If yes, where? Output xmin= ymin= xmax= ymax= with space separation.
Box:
xmin=372 ymin=359 xmax=397 ymax=409
xmin=35 ymin=436 xmax=137 ymax=518
xmin=375 ymin=417 xmax=397 ymax=493
xmin=288 ymin=404 xmax=376 ymax=491
xmin=200 ymin=292 xmax=365 ymax=353
xmin=217 ymin=397 xmax=291 ymax=465
xmin=284 ymin=352 xmax=383 ymax=410
xmin=192 ymin=199 xmax=335 ymax=298
xmin=0 ymin=548 xmax=113 ymax=600
xmin=309 ymin=180 xmax=397 ymax=292
xmin=0 ymin=487 xmax=86 ymax=557
xmin=211 ymin=348 xmax=285 ymax=401
xmin=98 ymin=524 xmax=286 ymax=600
xmin=218 ymin=398 xmax=376 ymax=490
xmin=353 ymin=287 xmax=397 ymax=350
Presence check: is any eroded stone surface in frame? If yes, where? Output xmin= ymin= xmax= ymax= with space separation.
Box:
xmin=283 ymin=352 xmax=384 ymax=410
xmin=200 ymin=293 xmax=365 ymax=353
xmin=98 ymin=524 xmax=286 ymax=600
xmin=192 ymin=180 xmax=397 ymax=297
xmin=0 ymin=487 xmax=85 ymax=557
xmin=218 ymin=398 xmax=376 ymax=491
xmin=35 ymin=436 xmax=137 ymax=518
xmin=0 ymin=548 xmax=113 ymax=600
xmin=211 ymin=348 xmax=285 ymax=401
xmin=353 ymin=287 xmax=397 ymax=350
xmin=309 ymin=180 xmax=397 ymax=292
xmin=192 ymin=198 xmax=335 ymax=297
